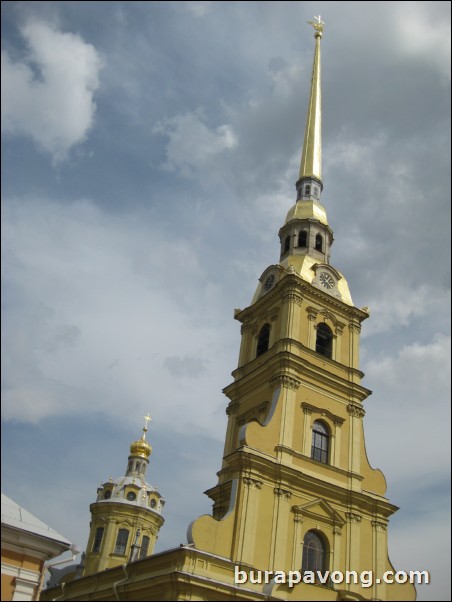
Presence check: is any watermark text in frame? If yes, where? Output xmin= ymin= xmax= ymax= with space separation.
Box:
xmin=234 ymin=567 xmax=430 ymax=588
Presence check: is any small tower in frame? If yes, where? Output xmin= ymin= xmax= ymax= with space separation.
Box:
xmin=83 ymin=415 xmax=164 ymax=576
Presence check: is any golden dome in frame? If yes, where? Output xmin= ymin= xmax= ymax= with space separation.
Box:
xmin=130 ymin=436 xmax=152 ymax=459
xmin=285 ymin=200 xmax=329 ymax=226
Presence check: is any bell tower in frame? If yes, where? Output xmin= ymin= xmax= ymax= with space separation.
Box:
xmin=83 ymin=415 xmax=164 ymax=576
xmin=188 ymin=18 xmax=416 ymax=602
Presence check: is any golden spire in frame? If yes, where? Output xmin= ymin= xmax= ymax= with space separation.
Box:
xmin=299 ymin=15 xmax=324 ymax=184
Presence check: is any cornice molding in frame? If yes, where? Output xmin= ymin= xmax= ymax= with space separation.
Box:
xmin=301 ymin=402 xmax=345 ymax=425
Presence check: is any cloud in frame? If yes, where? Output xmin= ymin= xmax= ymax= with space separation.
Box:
xmin=361 ymin=286 xmax=451 ymax=337
xmin=1 ymin=195 xmax=235 ymax=436
xmin=164 ymin=356 xmax=209 ymax=378
xmin=365 ymin=332 xmax=450 ymax=399
xmin=1 ymin=20 xmax=103 ymax=163
xmin=394 ymin=2 xmax=451 ymax=80
xmin=153 ymin=109 xmax=237 ymax=176
xmin=363 ymin=332 xmax=451 ymax=484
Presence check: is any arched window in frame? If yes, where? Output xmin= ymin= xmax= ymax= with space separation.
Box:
xmin=301 ymin=530 xmax=327 ymax=574
xmin=114 ymin=529 xmax=129 ymax=555
xmin=316 ymin=323 xmax=333 ymax=358
xmin=140 ymin=535 xmax=150 ymax=559
xmin=315 ymin=233 xmax=323 ymax=252
xmin=92 ymin=527 xmax=104 ymax=553
xmin=311 ymin=420 xmax=330 ymax=464
xmin=284 ymin=236 xmax=291 ymax=253
xmin=256 ymin=324 xmax=271 ymax=357
xmin=298 ymin=230 xmax=308 ymax=248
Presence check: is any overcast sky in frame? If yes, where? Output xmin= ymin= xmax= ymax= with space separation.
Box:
xmin=1 ymin=2 xmax=450 ymax=600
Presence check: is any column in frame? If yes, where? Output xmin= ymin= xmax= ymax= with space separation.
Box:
xmin=302 ymin=407 xmax=313 ymax=456
xmin=282 ymin=291 xmax=303 ymax=342
xmin=372 ymin=519 xmax=388 ymax=600
xmin=271 ymin=375 xmax=301 ymax=456
xmin=348 ymin=322 xmax=361 ymax=371
xmin=238 ymin=323 xmax=253 ymax=367
xmin=345 ymin=512 xmax=362 ymax=595
xmin=270 ymin=488 xmax=292 ymax=571
xmin=332 ymin=525 xmax=342 ymax=573
xmin=331 ymin=420 xmax=343 ymax=469
xmin=291 ymin=515 xmax=303 ymax=569
xmin=223 ymin=400 xmax=239 ymax=456
xmin=306 ymin=308 xmax=317 ymax=349
xmin=236 ymin=477 xmax=263 ymax=565
xmin=334 ymin=325 xmax=343 ymax=363
xmin=347 ymin=403 xmax=365 ymax=487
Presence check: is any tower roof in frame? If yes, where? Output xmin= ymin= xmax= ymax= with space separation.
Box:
xmin=298 ymin=16 xmax=323 ymax=184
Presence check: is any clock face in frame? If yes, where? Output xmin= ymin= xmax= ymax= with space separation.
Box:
xmin=319 ymin=272 xmax=335 ymax=290
xmin=264 ymin=274 xmax=275 ymax=291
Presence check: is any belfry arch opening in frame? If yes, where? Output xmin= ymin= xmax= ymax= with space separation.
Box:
xmin=315 ymin=233 xmax=323 ymax=252
xmin=256 ymin=324 xmax=271 ymax=357
xmin=298 ymin=230 xmax=308 ymax=247
xmin=316 ymin=322 xmax=333 ymax=358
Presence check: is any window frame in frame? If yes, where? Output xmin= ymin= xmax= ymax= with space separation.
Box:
xmin=301 ymin=530 xmax=328 ymax=575
xmin=311 ymin=420 xmax=330 ymax=464
xmin=140 ymin=535 xmax=150 ymax=560
xmin=114 ymin=528 xmax=129 ymax=556
xmin=92 ymin=527 xmax=104 ymax=553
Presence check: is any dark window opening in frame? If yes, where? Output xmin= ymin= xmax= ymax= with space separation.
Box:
xmin=316 ymin=323 xmax=333 ymax=358
xmin=92 ymin=527 xmax=104 ymax=553
xmin=305 ymin=184 xmax=311 ymax=195
xmin=298 ymin=231 xmax=308 ymax=247
xmin=140 ymin=535 xmax=150 ymax=559
xmin=256 ymin=324 xmax=271 ymax=357
xmin=284 ymin=236 xmax=290 ymax=253
xmin=315 ymin=233 xmax=323 ymax=252
xmin=301 ymin=530 xmax=327 ymax=574
xmin=311 ymin=420 xmax=330 ymax=464
xmin=114 ymin=529 xmax=129 ymax=555
xmin=103 ymin=489 xmax=111 ymax=500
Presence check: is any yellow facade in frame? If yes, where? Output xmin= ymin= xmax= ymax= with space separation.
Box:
xmin=42 ymin=19 xmax=416 ymax=602
xmin=1 ymin=548 xmax=41 ymax=601
xmin=188 ymin=269 xmax=415 ymax=600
